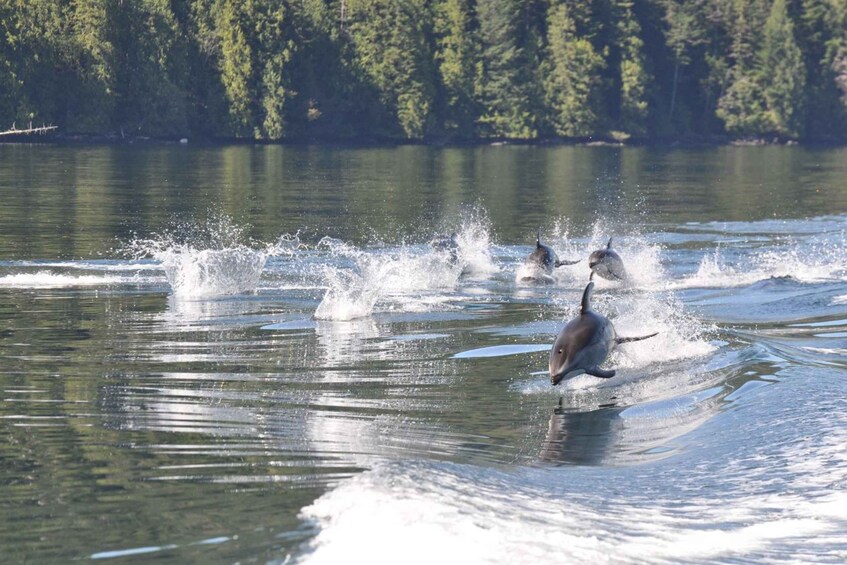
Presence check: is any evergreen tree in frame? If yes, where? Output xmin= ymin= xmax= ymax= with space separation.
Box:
xmin=207 ymin=0 xmax=294 ymax=139
xmin=661 ymin=0 xmax=706 ymax=121
xmin=0 ymin=2 xmax=22 ymax=125
xmin=0 ymin=0 xmax=844 ymax=140
xmin=715 ymin=0 xmax=772 ymax=136
xmin=187 ymin=0 xmax=231 ymax=136
xmin=105 ymin=0 xmax=193 ymax=136
xmin=253 ymin=0 xmax=292 ymax=139
xmin=543 ymin=0 xmax=605 ymax=137
xmin=278 ymin=0 xmax=373 ymax=138
xmin=823 ymin=1 xmax=847 ymax=127
xmin=346 ymin=0 xmax=436 ymax=138
xmin=67 ymin=0 xmax=118 ymax=132
xmin=613 ymin=0 xmax=651 ymax=137
xmin=800 ymin=0 xmax=847 ymax=138
xmin=1 ymin=1 xmax=77 ymax=128
xmin=433 ymin=0 xmax=479 ymax=135
xmin=476 ymin=0 xmax=540 ymax=138
xmin=759 ymin=0 xmax=806 ymax=137
xmin=212 ymin=0 xmax=254 ymax=135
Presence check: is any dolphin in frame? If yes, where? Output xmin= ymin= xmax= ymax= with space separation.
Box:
xmin=521 ymin=229 xmax=580 ymax=283
xmin=549 ymin=282 xmax=657 ymax=385
xmin=430 ymin=232 xmax=460 ymax=263
xmin=588 ymin=237 xmax=627 ymax=281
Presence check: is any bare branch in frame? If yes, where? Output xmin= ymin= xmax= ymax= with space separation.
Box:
xmin=0 ymin=124 xmax=58 ymax=136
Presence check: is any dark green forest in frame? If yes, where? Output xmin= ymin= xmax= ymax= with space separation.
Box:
xmin=1 ymin=0 xmax=846 ymax=141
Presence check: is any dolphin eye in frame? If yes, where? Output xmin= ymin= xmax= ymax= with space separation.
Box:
xmin=557 ymin=349 xmax=563 ymax=354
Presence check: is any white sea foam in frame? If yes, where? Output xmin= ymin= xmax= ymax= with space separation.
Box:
xmin=300 ymin=464 xmax=847 ymax=564
xmin=34 ymin=261 xmax=162 ymax=272
xmin=0 ymin=271 xmax=125 ymax=288
xmin=674 ymin=246 xmax=761 ymax=288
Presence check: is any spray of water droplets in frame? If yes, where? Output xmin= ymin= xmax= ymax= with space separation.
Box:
xmin=124 ymin=215 xmax=297 ymax=298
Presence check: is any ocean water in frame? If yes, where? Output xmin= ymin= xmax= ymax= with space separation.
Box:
xmin=0 ymin=144 xmax=846 ymax=563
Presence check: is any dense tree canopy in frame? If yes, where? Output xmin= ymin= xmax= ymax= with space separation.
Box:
xmin=1 ymin=0 xmax=845 ymax=141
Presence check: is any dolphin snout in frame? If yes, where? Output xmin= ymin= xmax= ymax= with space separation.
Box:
xmin=550 ymin=370 xmax=566 ymax=386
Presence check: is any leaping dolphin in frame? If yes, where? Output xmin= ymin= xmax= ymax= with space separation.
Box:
xmin=520 ymin=229 xmax=580 ymax=283
xmin=430 ymin=232 xmax=460 ymax=263
xmin=549 ymin=282 xmax=657 ymax=385
xmin=588 ymin=237 xmax=627 ymax=281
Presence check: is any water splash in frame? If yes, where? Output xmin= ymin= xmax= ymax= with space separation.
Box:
xmin=313 ymin=238 xmax=463 ymax=321
xmin=608 ymin=292 xmax=718 ymax=369
xmin=514 ymin=227 xmax=665 ymax=289
xmin=314 ymin=265 xmax=384 ymax=321
xmin=583 ymin=227 xmax=666 ymax=290
xmin=514 ymin=262 xmax=556 ymax=285
xmin=514 ymin=224 xmax=582 ymax=285
xmin=125 ymin=215 xmax=291 ymax=298
xmin=674 ymin=237 xmax=847 ymax=290
xmin=299 ymin=461 xmax=847 ymax=564
xmin=540 ymin=285 xmax=719 ymax=393
xmin=679 ymin=246 xmax=749 ymax=288
xmin=450 ymin=208 xmax=499 ymax=278
xmin=314 ymin=213 xmax=497 ymax=320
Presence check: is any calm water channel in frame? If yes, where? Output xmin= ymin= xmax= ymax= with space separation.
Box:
xmin=1 ymin=144 xmax=846 ymax=563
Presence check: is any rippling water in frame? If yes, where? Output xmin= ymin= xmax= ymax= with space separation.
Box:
xmin=1 ymin=145 xmax=846 ymax=563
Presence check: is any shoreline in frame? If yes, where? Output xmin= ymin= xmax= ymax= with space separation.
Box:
xmin=1 ymin=132 xmax=845 ymax=148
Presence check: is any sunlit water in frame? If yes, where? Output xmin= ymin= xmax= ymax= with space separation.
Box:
xmin=1 ymin=145 xmax=847 ymax=563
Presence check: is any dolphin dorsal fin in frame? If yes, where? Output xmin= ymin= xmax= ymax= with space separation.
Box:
xmin=606 ymin=237 xmax=613 ymax=249
xmin=581 ymin=282 xmax=594 ymax=314
xmin=536 ymin=227 xmax=542 ymax=248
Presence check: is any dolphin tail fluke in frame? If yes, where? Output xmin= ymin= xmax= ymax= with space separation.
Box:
xmin=555 ymin=258 xmax=580 ymax=267
xmin=615 ymin=332 xmax=658 ymax=344
xmin=586 ymin=367 xmax=616 ymax=379
xmin=580 ymin=282 xmax=594 ymax=314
